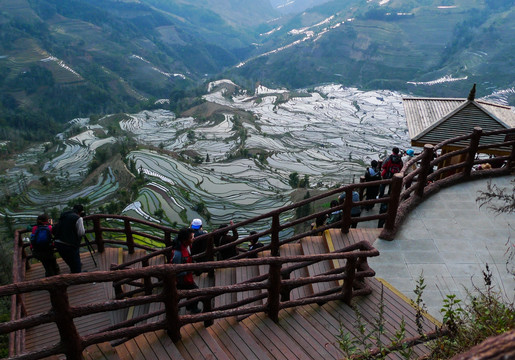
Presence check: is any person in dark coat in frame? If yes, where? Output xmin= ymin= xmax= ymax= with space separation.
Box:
xmin=53 ymin=204 xmax=86 ymax=273
xmin=216 ymin=220 xmax=239 ymax=260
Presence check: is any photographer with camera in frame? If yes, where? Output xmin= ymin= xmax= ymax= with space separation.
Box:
xmin=53 ymin=204 xmax=86 ymax=273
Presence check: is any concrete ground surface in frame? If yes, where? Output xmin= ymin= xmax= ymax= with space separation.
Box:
xmin=367 ymin=175 xmax=515 ymax=321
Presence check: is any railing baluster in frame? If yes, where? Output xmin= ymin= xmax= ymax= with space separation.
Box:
xmin=271 ymin=214 xmax=280 ymax=257
xmin=267 ymin=262 xmax=282 ymax=323
xmin=162 ymin=272 xmax=181 ymax=342
xmin=125 ymin=219 xmax=135 ymax=254
xmin=341 ymin=188 xmax=353 ymax=233
xmin=142 ymin=259 xmax=152 ymax=295
xmin=164 ymin=230 xmax=172 ymax=248
xmin=206 ymin=233 xmax=215 ymax=278
xmin=342 ymin=257 xmax=356 ymax=305
xmin=49 ymin=286 xmax=83 ymax=360
xmin=383 ymin=174 xmax=403 ymax=234
xmin=93 ymin=216 xmax=105 ymax=253
xmin=464 ymin=127 xmax=483 ymax=178
xmin=416 ymin=144 xmax=434 ymax=197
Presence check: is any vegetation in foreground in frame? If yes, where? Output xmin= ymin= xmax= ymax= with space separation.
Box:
xmin=336 ymin=268 xmax=514 ymax=359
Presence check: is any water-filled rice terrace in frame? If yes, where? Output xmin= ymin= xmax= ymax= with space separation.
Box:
xmin=3 ymin=83 xmax=416 ymax=233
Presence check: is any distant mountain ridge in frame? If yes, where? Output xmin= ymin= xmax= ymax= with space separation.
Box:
xmin=232 ymin=0 xmax=515 ymax=100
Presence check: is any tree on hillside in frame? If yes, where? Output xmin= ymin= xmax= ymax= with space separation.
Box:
xmin=289 ymin=172 xmax=299 ymax=188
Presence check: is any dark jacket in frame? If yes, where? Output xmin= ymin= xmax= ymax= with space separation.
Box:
xmin=53 ymin=211 xmax=81 ymax=247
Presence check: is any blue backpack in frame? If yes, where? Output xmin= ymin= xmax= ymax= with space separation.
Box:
xmin=31 ymin=225 xmax=53 ymax=251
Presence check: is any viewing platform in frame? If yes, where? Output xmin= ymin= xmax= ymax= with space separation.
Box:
xmin=1 ymin=126 xmax=514 ymax=359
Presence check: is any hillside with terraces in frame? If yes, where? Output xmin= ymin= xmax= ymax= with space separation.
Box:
xmin=1 ymin=126 xmax=515 ymax=359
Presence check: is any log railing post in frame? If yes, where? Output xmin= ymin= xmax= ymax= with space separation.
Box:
xmin=271 ymin=214 xmax=280 ymax=257
xmin=162 ymin=272 xmax=181 ymax=342
xmin=359 ymin=176 xmax=366 ymax=201
xmin=280 ymin=273 xmax=291 ymax=302
xmin=383 ymin=173 xmax=403 ymax=234
xmin=203 ymin=297 xmax=213 ymax=327
xmin=340 ymin=188 xmax=353 ymax=234
xmin=142 ymin=259 xmax=152 ymax=295
xmin=49 ymin=286 xmax=83 ymax=360
xmin=124 ymin=219 xmax=135 ymax=254
xmin=92 ymin=217 xmax=104 ymax=253
xmin=342 ymin=257 xmax=356 ymax=305
xmin=164 ymin=230 xmax=172 ymax=248
xmin=463 ymin=127 xmax=482 ymax=178
xmin=206 ymin=233 xmax=215 ymax=278
xmin=416 ymin=144 xmax=434 ymax=198
xmin=267 ymin=261 xmax=282 ymax=323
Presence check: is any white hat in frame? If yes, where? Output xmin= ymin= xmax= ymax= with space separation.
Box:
xmin=191 ymin=218 xmax=202 ymax=229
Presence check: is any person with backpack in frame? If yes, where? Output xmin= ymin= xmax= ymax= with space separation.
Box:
xmin=53 ymin=204 xmax=86 ymax=273
xmin=30 ymin=214 xmax=60 ymax=277
xmin=379 ymin=147 xmax=403 ymax=197
xmin=171 ymin=227 xmax=201 ymax=313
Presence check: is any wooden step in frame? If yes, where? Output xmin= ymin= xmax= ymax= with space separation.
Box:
xmin=325 ymin=228 xmax=380 ymax=250
xmin=214 ymin=267 xmax=236 ymax=309
xmin=175 ymin=323 xmax=231 ymax=360
xmin=207 ymin=317 xmax=272 ymax=360
xmin=279 ymin=243 xmax=312 ymax=300
xmin=300 ymin=236 xmax=338 ymax=295
xmin=235 ymin=263 xmax=263 ymax=307
xmin=24 ymin=253 xmax=112 ymax=353
xmin=277 ymin=308 xmax=343 ymax=359
xmin=83 ymin=342 xmax=121 ymax=360
xmin=241 ymin=312 xmax=313 ymax=360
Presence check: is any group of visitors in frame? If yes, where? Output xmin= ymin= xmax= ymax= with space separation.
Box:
xmin=29 ymin=204 xmax=86 ymax=277
xmin=310 ymin=147 xmax=417 ymax=232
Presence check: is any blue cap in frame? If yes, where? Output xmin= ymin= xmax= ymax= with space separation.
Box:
xmin=406 ymin=149 xmax=414 ymax=156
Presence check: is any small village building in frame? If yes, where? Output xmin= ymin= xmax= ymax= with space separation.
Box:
xmin=402 ymin=85 xmax=515 ymax=176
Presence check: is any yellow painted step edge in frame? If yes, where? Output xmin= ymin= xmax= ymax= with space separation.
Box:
xmin=376 ymin=277 xmax=442 ymax=327
xmin=324 ymin=230 xmax=344 ymax=286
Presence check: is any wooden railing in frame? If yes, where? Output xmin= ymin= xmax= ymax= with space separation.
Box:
xmin=1 ymin=240 xmax=378 ymax=360
xmin=2 ymin=126 xmax=514 ymax=359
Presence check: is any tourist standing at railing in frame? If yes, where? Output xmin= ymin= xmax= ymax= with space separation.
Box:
xmin=190 ymin=218 xmax=208 ymax=262
xmin=30 ymin=214 xmax=60 ymax=277
xmin=171 ymin=227 xmax=201 ymax=313
xmin=363 ymin=160 xmax=381 ymax=210
xmin=53 ymin=204 xmax=86 ymax=273
xmin=379 ymin=147 xmax=403 ymax=197
xmin=216 ymin=220 xmax=239 ymax=260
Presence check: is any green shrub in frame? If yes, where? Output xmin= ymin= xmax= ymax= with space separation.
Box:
xmin=428 ymin=265 xmax=515 ymax=358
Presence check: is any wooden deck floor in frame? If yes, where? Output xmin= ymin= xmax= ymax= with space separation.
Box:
xmin=20 ymin=229 xmax=438 ymax=359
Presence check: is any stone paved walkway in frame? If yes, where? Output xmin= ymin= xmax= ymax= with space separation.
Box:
xmin=368 ymin=175 xmax=515 ymax=320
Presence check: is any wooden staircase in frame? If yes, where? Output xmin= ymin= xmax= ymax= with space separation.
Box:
xmin=22 ymin=228 xmax=437 ymax=360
